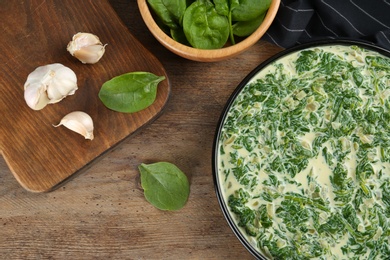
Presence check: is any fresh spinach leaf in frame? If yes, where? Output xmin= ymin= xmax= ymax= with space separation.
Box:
xmin=147 ymin=0 xmax=180 ymax=29
xmin=232 ymin=12 xmax=266 ymax=37
xmin=162 ymin=0 xmax=192 ymax=24
xmin=213 ymin=0 xmax=229 ymax=16
xmin=139 ymin=162 xmax=190 ymax=211
xmin=171 ymin=27 xmax=191 ymax=45
xmin=230 ymin=0 xmax=271 ymax=22
xmin=182 ymin=0 xmax=229 ymax=49
xmin=98 ymin=72 xmax=165 ymax=113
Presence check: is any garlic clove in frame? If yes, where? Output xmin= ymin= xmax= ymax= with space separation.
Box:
xmin=46 ymin=66 xmax=78 ymax=103
xmin=67 ymin=32 xmax=106 ymax=64
xmin=72 ymin=45 xmax=106 ymax=65
xmin=24 ymin=82 xmax=50 ymax=110
xmin=67 ymin=33 xmax=101 ymax=53
xmin=24 ymin=63 xmax=78 ymax=110
xmin=54 ymin=111 xmax=94 ymax=140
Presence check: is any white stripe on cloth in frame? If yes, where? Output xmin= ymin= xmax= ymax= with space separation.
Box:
xmin=315 ymin=12 xmax=339 ymax=37
xmin=320 ymin=0 xmax=366 ymax=36
xmin=380 ymin=31 xmax=390 ymax=44
xmin=350 ymin=0 xmax=390 ymax=29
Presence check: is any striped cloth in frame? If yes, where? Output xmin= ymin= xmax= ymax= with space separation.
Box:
xmin=263 ymin=0 xmax=390 ymax=50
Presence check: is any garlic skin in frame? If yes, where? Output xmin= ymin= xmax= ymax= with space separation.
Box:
xmin=24 ymin=63 xmax=78 ymax=110
xmin=67 ymin=32 xmax=106 ymax=64
xmin=54 ymin=111 xmax=94 ymax=140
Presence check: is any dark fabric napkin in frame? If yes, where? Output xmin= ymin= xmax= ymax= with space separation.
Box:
xmin=263 ymin=0 xmax=390 ymax=50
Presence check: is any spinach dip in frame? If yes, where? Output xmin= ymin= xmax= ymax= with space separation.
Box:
xmin=217 ymin=44 xmax=390 ymax=259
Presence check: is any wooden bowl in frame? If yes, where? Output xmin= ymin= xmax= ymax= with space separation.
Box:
xmin=138 ymin=0 xmax=281 ymax=62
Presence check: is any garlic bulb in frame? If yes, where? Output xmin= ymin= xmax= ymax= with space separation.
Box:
xmin=24 ymin=63 xmax=78 ymax=110
xmin=54 ymin=111 xmax=94 ymax=140
xmin=67 ymin=32 xmax=106 ymax=64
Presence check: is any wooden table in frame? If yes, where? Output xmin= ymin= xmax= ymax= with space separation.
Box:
xmin=0 ymin=1 xmax=282 ymax=259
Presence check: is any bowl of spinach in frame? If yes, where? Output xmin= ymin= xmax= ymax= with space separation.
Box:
xmin=138 ymin=0 xmax=280 ymax=62
xmin=213 ymin=39 xmax=390 ymax=259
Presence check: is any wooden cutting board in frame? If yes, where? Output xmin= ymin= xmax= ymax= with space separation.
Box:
xmin=0 ymin=0 xmax=170 ymax=192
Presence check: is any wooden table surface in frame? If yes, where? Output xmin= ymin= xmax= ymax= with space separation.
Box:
xmin=0 ymin=1 xmax=282 ymax=259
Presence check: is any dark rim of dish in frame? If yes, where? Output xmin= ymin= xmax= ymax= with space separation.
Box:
xmin=212 ymin=38 xmax=390 ymax=259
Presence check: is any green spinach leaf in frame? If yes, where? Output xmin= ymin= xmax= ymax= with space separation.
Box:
xmin=139 ymin=162 xmax=190 ymax=211
xmin=214 ymin=0 xmax=229 ymax=16
xmin=231 ymin=0 xmax=271 ymax=22
xmin=162 ymin=0 xmax=191 ymax=24
xmin=148 ymin=0 xmax=179 ymax=29
xmin=171 ymin=27 xmax=191 ymax=45
xmin=183 ymin=0 xmax=229 ymax=49
xmin=148 ymin=0 xmax=189 ymax=29
xmin=98 ymin=72 xmax=165 ymax=113
xmin=232 ymin=12 xmax=266 ymax=37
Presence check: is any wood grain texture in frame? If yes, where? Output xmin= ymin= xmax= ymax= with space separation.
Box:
xmin=0 ymin=0 xmax=283 ymax=259
xmin=0 ymin=0 xmax=170 ymax=192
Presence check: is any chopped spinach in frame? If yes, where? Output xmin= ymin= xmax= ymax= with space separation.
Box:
xmin=219 ymin=45 xmax=390 ymax=259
